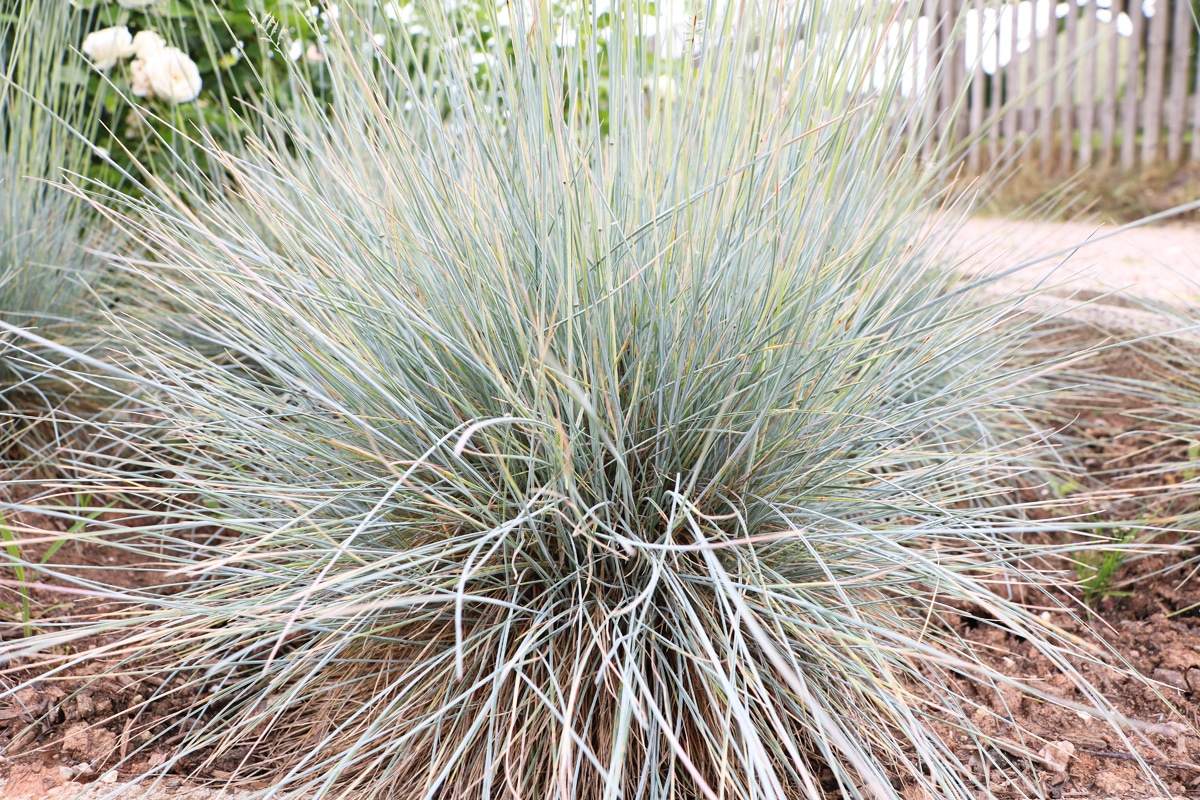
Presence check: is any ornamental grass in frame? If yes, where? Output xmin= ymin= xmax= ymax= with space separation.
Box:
xmin=0 ymin=0 xmax=114 ymax=403
xmin=0 ymin=2 xmax=1156 ymax=798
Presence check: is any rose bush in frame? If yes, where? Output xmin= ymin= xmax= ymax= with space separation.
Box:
xmin=72 ymin=0 xmax=321 ymax=189
xmin=71 ymin=1 xmax=685 ymax=190
xmin=80 ymin=24 xmax=201 ymax=103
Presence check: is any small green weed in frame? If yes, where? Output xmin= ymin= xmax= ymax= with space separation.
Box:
xmin=1182 ymin=441 xmax=1200 ymax=482
xmin=1050 ymin=476 xmax=1084 ymax=498
xmin=0 ymin=495 xmax=107 ymax=637
xmin=1076 ymin=527 xmax=1138 ymax=607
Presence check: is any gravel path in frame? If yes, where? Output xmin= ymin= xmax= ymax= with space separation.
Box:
xmin=952 ymin=216 xmax=1200 ymax=307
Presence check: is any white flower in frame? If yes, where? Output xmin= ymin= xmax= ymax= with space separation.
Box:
xmin=288 ymin=38 xmax=305 ymax=62
xmin=81 ymin=27 xmax=135 ymax=70
xmin=132 ymin=30 xmax=167 ymax=60
xmin=383 ymin=2 xmax=415 ymax=24
xmin=142 ymin=47 xmax=202 ymax=103
xmin=118 ymin=0 xmax=159 ymax=7
xmin=642 ymin=0 xmax=696 ymax=59
xmin=554 ymin=24 xmax=578 ymax=47
xmin=496 ymin=0 xmax=534 ymax=29
xmin=129 ymin=58 xmax=152 ymax=97
xmin=644 ymin=74 xmax=678 ymax=104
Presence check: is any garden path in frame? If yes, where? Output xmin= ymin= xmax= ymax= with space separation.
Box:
xmin=954 ymin=216 xmax=1200 ymax=310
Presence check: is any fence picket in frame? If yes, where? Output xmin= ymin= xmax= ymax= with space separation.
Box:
xmin=1194 ymin=42 xmax=1200 ymax=163
xmin=1167 ymin=0 xmax=1192 ymax=162
xmin=939 ymin=0 xmax=957 ymax=145
xmin=1098 ymin=2 xmax=1120 ymax=167
xmin=1060 ymin=5 xmax=1078 ymax=170
xmin=1121 ymin=0 xmax=1143 ymax=169
xmin=922 ymin=0 xmax=940 ymax=159
xmin=1039 ymin=0 xmax=1057 ymax=169
xmin=997 ymin=3 xmax=1015 ymax=154
xmin=1079 ymin=2 xmax=1098 ymax=165
xmin=1020 ymin=8 xmax=1036 ymax=142
xmin=968 ymin=0 xmax=985 ymax=171
xmin=1142 ymin=0 xmax=1168 ymax=164
xmin=918 ymin=0 xmax=1195 ymax=172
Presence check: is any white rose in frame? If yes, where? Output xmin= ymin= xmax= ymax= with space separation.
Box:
xmin=496 ymin=0 xmax=534 ymax=29
xmin=129 ymin=58 xmax=152 ymax=97
xmin=132 ymin=30 xmax=167 ymax=60
xmin=644 ymin=74 xmax=678 ymax=103
xmin=118 ymin=0 xmax=159 ymax=8
xmin=81 ymin=27 xmax=135 ymax=70
xmin=142 ymin=47 xmax=202 ymax=103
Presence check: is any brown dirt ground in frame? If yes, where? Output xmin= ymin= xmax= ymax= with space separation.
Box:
xmin=921 ymin=396 xmax=1200 ymax=799
xmin=0 ymin=484 xmax=267 ymax=799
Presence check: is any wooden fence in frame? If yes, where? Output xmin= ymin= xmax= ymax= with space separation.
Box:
xmin=921 ymin=0 xmax=1199 ymax=172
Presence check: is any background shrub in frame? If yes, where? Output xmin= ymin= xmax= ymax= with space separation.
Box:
xmin=69 ymin=0 xmax=634 ymax=186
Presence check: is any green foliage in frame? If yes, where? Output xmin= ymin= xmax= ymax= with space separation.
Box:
xmin=62 ymin=0 xmax=706 ymax=195
xmin=69 ymin=0 xmax=313 ymax=185
xmin=0 ymin=497 xmax=107 ymax=638
xmin=1075 ymin=527 xmax=1137 ymax=607
xmin=69 ymin=0 xmax=623 ymax=184
xmin=1050 ymin=475 xmax=1084 ymax=498
xmin=1184 ymin=440 xmax=1200 ymax=482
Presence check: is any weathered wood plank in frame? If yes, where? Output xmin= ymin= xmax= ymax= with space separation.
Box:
xmin=1166 ymin=0 xmax=1192 ymax=162
xmin=922 ymin=0 xmax=940 ymax=160
xmin=1020 ymin=5 xmax=1036 ymax=145
xmin=955 ymin=0 xmax=970 ymax=140
xmin=1060 ymin=3 xmax=1078 ymax=170
xmin=1039 ymin=0 xmax=1057 ymax=169
xmin=1120 ymin=0 xmax=1143 ymax=169
xmin=1098 ymin=1 xmax=1120 ymax=167
xmin=1079 ymin=2 xmax=1098 ymax=165
xmin=1002 ymin=1 xmax=1019 ymax=154
xmin=968 ymin=0 xmax=986 ymax=171
xmin=1194 ymin=58 xmax=1200 ymax=163
xmin=1141 ymin=0 xmax=1168 ymax=164
xmin=939 ymin=0 xmax=957 ymax=145
xmin=988 ymin=2 xmax=1004 ymax=165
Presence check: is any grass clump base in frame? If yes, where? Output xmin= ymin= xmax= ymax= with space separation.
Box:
xmin=0 ymin=2 xmax=1165 ymax=798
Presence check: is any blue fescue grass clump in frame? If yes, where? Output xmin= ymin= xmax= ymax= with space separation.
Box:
xmin=0 ymin=1 xmax=113 ymax=403
xmin=0 ymin=2 xmax=1149 ymax=798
